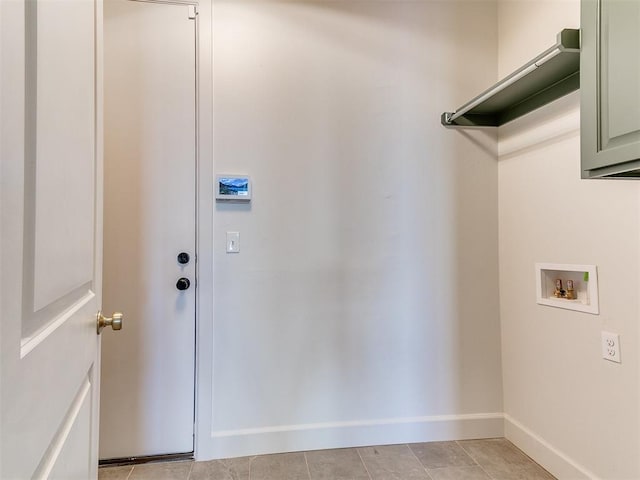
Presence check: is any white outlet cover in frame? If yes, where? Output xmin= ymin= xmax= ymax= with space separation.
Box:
xmin=601 ymin=331 xmax=621 ymax=363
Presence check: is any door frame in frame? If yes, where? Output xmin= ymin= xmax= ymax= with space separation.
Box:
xmin=155 ymin=0 xmax=215 ymax=462
xmin=189 ymin=3 xmax=206 ymax=456
xmin=192 ymin=0 xmax=214 ymax=461
xmin=118 ymin=0 xmax=214 ymax=462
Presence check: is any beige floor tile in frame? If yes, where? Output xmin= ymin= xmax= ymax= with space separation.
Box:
xmin=457 ymin=439 xmax=530 ymax=468
xmin=409 ymin=441 xmax=477 ymax=469
xmin=250 ymin=452 xmax=310 ymax=480
xmin=101 ymin=438 xmax=555 ymax=480
xmin=482 ymin=462 xmax=556 ymax=480
xmin=458 ymin=439 xmax=556 ymax=480
xmin=98 ymin=465 xmax=133 ymax=480
xmin=306 ymin=448 xmax=370 ymax=480
xmin=129 ymin=460 xmax=193 ymax=480
xmin=428 ymin=466 xmax=491 ymax=480
xmin=358 ymin=444 xmax=430 ymax=480
xmin=189 ymin=457 xmax=251 ymax=480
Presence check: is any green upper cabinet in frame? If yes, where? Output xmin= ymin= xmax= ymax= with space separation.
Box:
xmin=582 ymin=0 xmax=640 ymax=178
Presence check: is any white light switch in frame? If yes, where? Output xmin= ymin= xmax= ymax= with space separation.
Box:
xmin=226 ymin=232 xmax=240 ymax=253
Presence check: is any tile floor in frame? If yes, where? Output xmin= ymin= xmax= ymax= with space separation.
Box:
xmin=98 ymin=438 xmax=556 ymax=480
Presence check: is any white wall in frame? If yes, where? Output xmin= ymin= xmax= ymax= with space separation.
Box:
xmin=206 ymin=0 xmax=503 ymax=459
xmin=498 ymin=2 xmax=640 ymax=478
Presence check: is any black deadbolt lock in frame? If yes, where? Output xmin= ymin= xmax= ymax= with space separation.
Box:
xmin=177 ymin=252 xmax=190 ymax=265
xmin=176 ymin=277 xmax=191 ymax=291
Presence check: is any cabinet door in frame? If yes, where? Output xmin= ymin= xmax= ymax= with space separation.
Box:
xmin=581 ymin=0 xmax=640 ymax=178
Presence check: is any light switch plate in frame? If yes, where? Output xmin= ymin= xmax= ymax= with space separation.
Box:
xmin=226 ymin=232 xmax=240 ymax=253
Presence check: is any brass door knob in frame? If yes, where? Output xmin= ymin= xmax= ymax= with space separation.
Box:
xmin=97 ymin=311 xmax=124 ymax=335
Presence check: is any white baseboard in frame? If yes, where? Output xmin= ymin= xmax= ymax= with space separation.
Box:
xmin=199 ymin=413 xmax=504 ymax=460
xmin=504 ymin=414 xmax=598 ymax=480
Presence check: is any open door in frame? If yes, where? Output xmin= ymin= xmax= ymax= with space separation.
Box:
xmin=1 ymin=0 xmax=109 ymax=478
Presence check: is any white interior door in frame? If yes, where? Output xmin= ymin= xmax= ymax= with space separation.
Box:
xmin=0 ymin=0 xmax=105 ymax=479
xmin=100 ymin=0 xmax=197 ymax=459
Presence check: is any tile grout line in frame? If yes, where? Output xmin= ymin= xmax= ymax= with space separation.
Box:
xmin=355 ymin=447 xmax=373 ymax=480
xmin=405 ymin=443 xmax=434 ymax=480
xmin=505 ymin=442 xmax=558 ymax=479
xmin=186 ymin=459 xmax=195 ymax=480
xmin=459 ymin=439 xmax=557 ymax=480
xmin=125 ymin=465 xmax=134 ymax=480
xmin=303 ymin=451 xmax=312 ymax=480
xmin=455 ymin=440 xmax=496 ymax=480
xmin=248 ymin=455 xmax=254 ymax=480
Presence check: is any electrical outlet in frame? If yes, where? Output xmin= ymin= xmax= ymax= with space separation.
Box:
xmin=601 ymin=331 xmax=621 ymax=363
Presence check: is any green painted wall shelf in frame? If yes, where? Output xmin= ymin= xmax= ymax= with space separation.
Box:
xmin=441 ymin=29 xmax=580 ymax=128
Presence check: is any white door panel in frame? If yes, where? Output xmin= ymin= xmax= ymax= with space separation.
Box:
xmin=1 ymin=0 xmax=104 ymax=478
xmin=32 ymin=0 xmax=96 ymax=312
xmin=101 ymin=0 xmax=197 ymax=459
